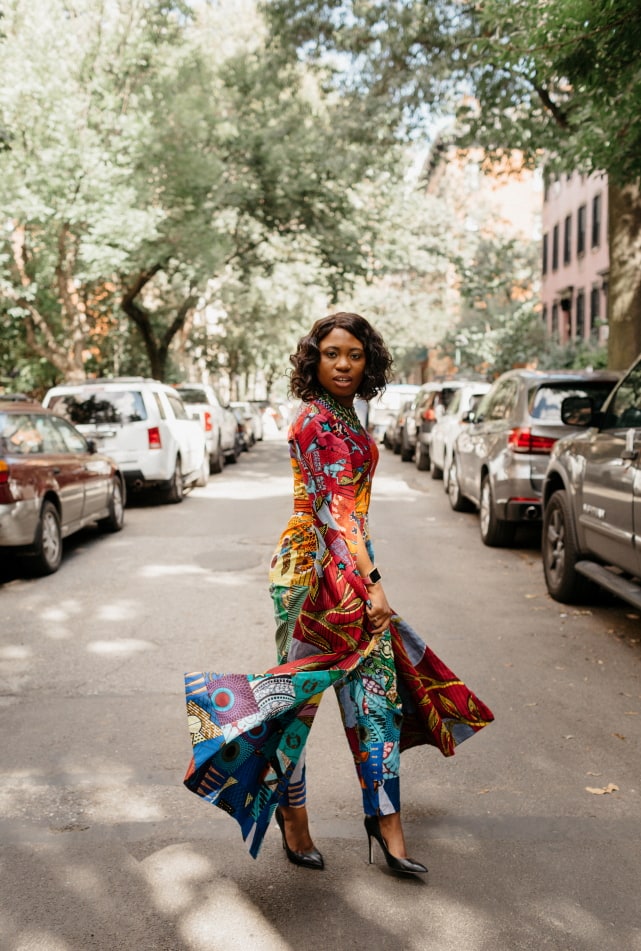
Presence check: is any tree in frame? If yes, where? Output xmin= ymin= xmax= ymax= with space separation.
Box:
xmin=265 ymin=0 xmax=641 ymax=368
xmin=0 ymin=0 xmax=389 ymax=387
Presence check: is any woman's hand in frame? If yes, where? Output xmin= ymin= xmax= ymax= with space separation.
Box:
xmin=365 ymin=583 xmax=393 ymax=636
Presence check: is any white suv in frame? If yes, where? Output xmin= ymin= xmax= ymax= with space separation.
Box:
xmin=43 ymin=378 xmax=207 ymax=503
xmin=175 ymin=383 xmax=239 ymax=473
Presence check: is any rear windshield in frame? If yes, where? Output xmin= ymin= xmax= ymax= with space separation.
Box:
xmin=49 ymin=390 xmax=147 ymax=425
xmin=176 ymin=388 xmax=204 ymax=405
xmin=529 ymin=382 xmax=615 ymax=421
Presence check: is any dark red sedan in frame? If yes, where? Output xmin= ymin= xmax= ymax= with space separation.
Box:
xmin=0 ymin=400 xmax=125 ymax=575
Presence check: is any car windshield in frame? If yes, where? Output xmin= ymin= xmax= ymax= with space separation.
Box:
xmin=529 ymin=382 xmax=615 ymax=421
xmin=49 ymin=390 xmax=147 ymax=424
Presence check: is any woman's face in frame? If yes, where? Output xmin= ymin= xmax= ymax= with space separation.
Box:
xmin=316 ymin=327 xmax=366 ymax=406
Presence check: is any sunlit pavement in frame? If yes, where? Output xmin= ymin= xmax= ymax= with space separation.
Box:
xmin=1 ymin=437 xmax=640 ymax=950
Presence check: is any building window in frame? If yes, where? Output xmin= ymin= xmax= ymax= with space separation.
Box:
xmin=552 ymin=302 xmax=559 ymax=337
xmin=542 ymin=305 xmax=548 ymax=329
xmin=591 ymin=193 xmax=602 ymax=248
xmin=552 ymin=224 xmax=559 ymax=271
xmin=577 ymin=204 xmax=587 ymax=256
xmin=563 ymin=215 xmax=572 ymax=265
xmin=542 ymin=234 xmax=548 ymax=275
xmin=575 ymin=289 xmax=586 ymax=341
xmin=590 ymin=286 xmax=601 ymax=337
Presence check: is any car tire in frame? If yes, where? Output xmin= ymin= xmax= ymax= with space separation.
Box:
xmin=195 ymin=454 xmax=210 ymax=487
xmin=447 ymin=456 xmax=473 ymax=512
xmin=479 ymin=474 xmax=515 ymax=547
xmin=443 ymin=453 xmax=451 ymax=491
xmin=430 ymin=457 xmax=443 ymax=480
xmin=165 ymin=457 xmax=184 ymax=504
xmin=393 ymin=437 xmax=401 ymax=455
xmin=542 ymin=489 xmax=593 ymax=603
xmin=31 ymin=500 xmax=63 ymax=575
xmin=99 ymin=478 xmax=125 ymax=533
xmin=226 ymin=438 xmax=240 ymax=464
xmin=415 ymin=441 xmax=430 ymax=471
xmin=210 ymin=438 xmax=224 ymax=475
xmin=400 ymin=433 xmax=413 ymax=462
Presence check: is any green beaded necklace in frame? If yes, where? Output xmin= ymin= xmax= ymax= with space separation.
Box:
xmin=315 ymin=389 xmax=363 ymax=431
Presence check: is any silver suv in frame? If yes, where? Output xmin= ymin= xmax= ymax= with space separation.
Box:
xmin=448 ymin=369 xmax=619 ymax=546
xmin=43 ymin=378 xmax=207 ymax=503
xmin=542 ymin=353 xmax=641 ymax=608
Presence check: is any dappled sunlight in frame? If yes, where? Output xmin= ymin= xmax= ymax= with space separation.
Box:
xmin=372 ymin=474 xmax=421 ymax=501
xmin=38 ymin=601 xmax=84 ymax=641
xmin=94 ymin=601 xmax=140 ymax=622
xmin=12 ymin=930 xmax=71 ymax=951
xmin=192 ymin=476 xmax=292 ymax=501
xmin=0 ymin=645 xmax=32 ymax=660
xmin=88 ymin=786 xmax=165 ymax=822
xmin=142 ymin=844 xmax=286 ymax=951
xmin=139 ymin=564 xmax=210 ymax=579
xmin=142 ymin=844 xmax=214 ymax=915
xmin=86 ymin=638 xmax=154 ymax=655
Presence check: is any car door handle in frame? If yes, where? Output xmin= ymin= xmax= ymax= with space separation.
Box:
xmin=52 ymin=467 xmax=61 ymax=475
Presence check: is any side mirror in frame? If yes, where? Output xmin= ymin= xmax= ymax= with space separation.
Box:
xmin=561 ymin=395 xmax=594 ymax=427
xmin=86 ymin=438 xmax=98 ymax=454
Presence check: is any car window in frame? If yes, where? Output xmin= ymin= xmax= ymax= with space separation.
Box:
xmin=530 ymin=382 xmax=617 ymax=421
xmin=50 ymin=416 xmax=88 ymax=453
xmin=604 ymin=364 xmax=641 ymax=428
xmin=166 ymin=392 xmax=189 ymax=420
xmin=49 ymin=390 xmax=147 ymax=424
xmin=0 ymin=413 xmax=49 ymax=454
xmin=177 ymin=388 xmax=206 ymax=405
xmin=486 ymin=380 xmax=518 ymax=421
xmin=152 ymin=392 xmax=166 ymax=420
xmin=446 ymin=390 xmax=461 ymax=415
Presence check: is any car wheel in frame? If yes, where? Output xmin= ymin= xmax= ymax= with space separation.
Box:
xmin=415 ymin=441 xmax=430 ymax=471
xmin=447 ymin=456 xmax=473 ymax=512
xmin=165 ymin=457 xmax=184 ymax=504
xmin=400 ymin=433 xmax=413 ymax=462
xmin=430 ymin=457 xmax=443 ymax=480
xmin=195 ymin=454 xmax=210 ymax=487
xmin=31 ymin=500 xmax=63 ymax=575
xmin=393 ymin=436 xmax=401 ymax=455
xmin=479 ymin=474 xmax=515 ymax=547
xmin=542 ymin=489 xmax=593 ymax=603
xmin=443 ymin=452 xmax=451 ymax=491
xmin=210 ymin=438 xmax=224 ymax=475
xmin=99 ymin=478 xmax=125 ymax=533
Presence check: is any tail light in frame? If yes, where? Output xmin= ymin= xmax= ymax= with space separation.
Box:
xmin=204 ymin=411 xmax=213 ymax=432
xmin=422 ymin=408 xmax=436 ymax=422
xmin=0 ymin=461 xmax=9 ymax=485
xmin=508 ymin=428 xmax=557 ymax=454
xmin=148 ymin=426 xmax=162 ymax=449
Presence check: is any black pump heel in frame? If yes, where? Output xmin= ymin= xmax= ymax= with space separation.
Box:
xmin=275 ymin=808 xmax=324 ymax=870
xmin=364 ymin=815 xmax=428 ymax=875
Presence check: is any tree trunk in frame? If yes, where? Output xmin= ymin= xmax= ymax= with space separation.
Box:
xmin=607 ymin=182 xmax=641 ymax=369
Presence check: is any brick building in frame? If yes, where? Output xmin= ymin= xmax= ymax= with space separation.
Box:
xmin=541 ymin=171 xmax=609 ymax=345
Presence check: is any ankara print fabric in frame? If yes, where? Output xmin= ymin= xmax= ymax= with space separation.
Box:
xmin=184 ymin=399 xmax=494 ymax=858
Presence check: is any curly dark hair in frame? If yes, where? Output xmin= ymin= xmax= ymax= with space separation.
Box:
xmin=289 ymin=312 xmax=393 ymax=402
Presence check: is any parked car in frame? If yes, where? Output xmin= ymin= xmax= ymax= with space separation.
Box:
xmin=448 ymin=369 xmax=620 ymax=547
xmin=403 ymin=381 xmax=467 ymax=468
xmin=385 ymin=398 xmax=415 ymax=455
xmin=429 ymin=381 xmax=491 ymax=483
xmin=0 ymin=399 xmax=125 ymax=574
xmin=542 ymin=353 xmax=641 ymax=608
xmin=175 ymin=382 xmax=239 ymax=472
xmin=231 ymin=401 xmax=263 ymax=445
xmin=43 ymin=377 xmax=207 ymax=503
xmin=368 ymin=384 xmax=420 ymax=444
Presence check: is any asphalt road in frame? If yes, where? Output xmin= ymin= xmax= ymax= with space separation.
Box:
xmin=1 ymin=433 xmax=640 ymax=951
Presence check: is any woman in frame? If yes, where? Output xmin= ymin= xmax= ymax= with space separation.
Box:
xmin=184 ymin=312 xmax=493 ymax=872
